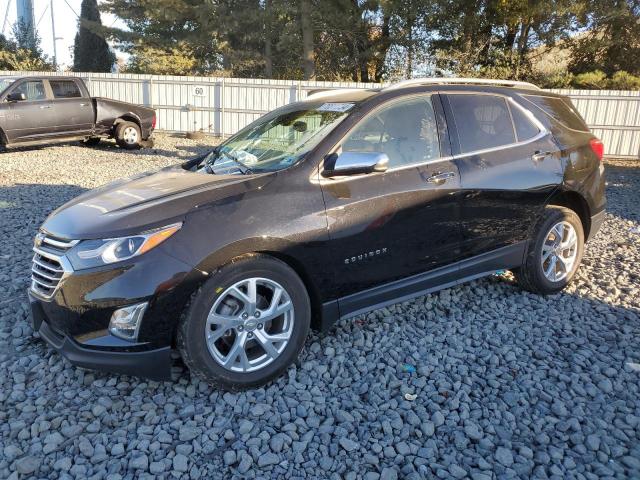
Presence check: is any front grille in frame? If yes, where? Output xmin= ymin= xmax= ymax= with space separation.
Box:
xmin=30 ymin=233 xmax=77 ymax=299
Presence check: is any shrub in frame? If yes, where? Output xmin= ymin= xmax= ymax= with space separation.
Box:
xmin=608 ymin=71 xmax=640 ymax=90
xmin=572 ymin=70 xmax=608 ymax=89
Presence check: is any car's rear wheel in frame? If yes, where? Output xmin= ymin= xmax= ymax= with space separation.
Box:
xmin=516 ymin=206 xmax=584 ymax=294
xmin=115 ymin=121 xmax=142 ymax=149
xmin=177 ymin=255 xmax=310 ymax=390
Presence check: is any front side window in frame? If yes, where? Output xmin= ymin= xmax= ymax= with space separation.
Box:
xmin=12 ymin=80 xmax=46 ymax=101
xmin=50 ymin=80 xmax=82 ymax=99
xmin=0 ymin=77 xmax=16 ymax=94
xmin=202 ymin=102 xmax=354 ymax=173
xmin=448 ymin=94 xmax=516 ymax=153
xmin=341 ymin=96 xmax=440 ymax=168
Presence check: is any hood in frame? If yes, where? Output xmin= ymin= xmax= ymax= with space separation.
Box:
xmin=42 ymin=166 xmax=270 ymax=239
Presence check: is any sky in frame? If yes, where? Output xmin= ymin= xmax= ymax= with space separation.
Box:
xmin=0 ymin=0 xmax=127 ymax=70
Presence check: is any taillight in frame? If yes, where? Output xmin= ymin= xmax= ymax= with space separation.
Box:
xmin=589 ymin=138 xmax=604 ymax=161
xmin=151 ymin=114 xmax=157 ymax=130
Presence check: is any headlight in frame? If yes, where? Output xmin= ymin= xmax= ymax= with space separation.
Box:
xmin=68 ymin=223 xmax=182 ymax=269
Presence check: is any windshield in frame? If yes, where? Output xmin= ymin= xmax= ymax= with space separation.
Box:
xmin=0 ymin=78 xmax=16 ymax=93
xmin=201 ymin=101 xmax=355 ymax=173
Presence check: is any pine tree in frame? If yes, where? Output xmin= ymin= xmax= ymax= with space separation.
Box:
xmin=73 ymin=0 xmax=115 ymax=72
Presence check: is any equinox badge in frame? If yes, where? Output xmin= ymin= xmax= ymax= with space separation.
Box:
xmin=344 ymin=248 xmax=388 ymax=265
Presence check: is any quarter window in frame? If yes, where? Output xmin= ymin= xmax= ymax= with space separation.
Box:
xmin=524 ymin=95 xmax=589 ymax=132
xmin=50 ymin=80 xmax=82 ymax=99
xmin=12 ymin=80 xmax=46 ymax=101
xmin=342 ymin=96 xmax=440 ymax=168
xmin=448 ymin=95 xmax=516 ymax=153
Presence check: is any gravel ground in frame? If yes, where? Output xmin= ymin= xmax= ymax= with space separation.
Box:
xmin=1 ymin=135 xmax=639 ymax=480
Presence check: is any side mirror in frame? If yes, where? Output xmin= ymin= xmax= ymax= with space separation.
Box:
xmin=322 ymin=151 xmax=389 ymax=177
xmin=7 ymin=92 xmax=26 ymax=102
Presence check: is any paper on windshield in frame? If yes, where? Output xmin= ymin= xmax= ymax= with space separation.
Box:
xmin=316 ymin=103 xmax=355 ymax=113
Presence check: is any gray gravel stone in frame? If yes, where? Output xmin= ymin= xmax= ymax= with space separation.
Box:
xmin=129 ymin=454 xmax=148 ymax=471
xmin=173 ymin=454 xmax=189 ymax=473
xmin=223 ymin=450 xmax=236 ymax=466
xmin=380 ymin=467 xmax=398 ymax=480
xmin=0 ymin=143 xmax=638 ymax=480
xmin=495 ymin=447 xmax=514 ymax=467
xmin=339 ymin=438 xmax=359 ymax=452
xmin=257 ymin=452 xmax=279 ymax=467
xmin=15 ymin=456 xmax=39 ymax=475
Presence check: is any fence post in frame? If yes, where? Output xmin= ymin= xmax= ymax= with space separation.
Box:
xmin=220 ymin=78 xmax=226 ymax=138
xmin=148 ymin=77 xmax=154 ymax=109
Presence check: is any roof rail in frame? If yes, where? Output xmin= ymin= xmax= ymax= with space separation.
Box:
xmin=384 ymin=77 xmax=540 ymax=91
xmin=305 ymin=88 xmax=367 ymax=100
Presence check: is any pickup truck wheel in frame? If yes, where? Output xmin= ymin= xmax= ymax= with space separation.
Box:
xmin=177 ymin=255 xmax=311 ymax=391
xmin=115 ymin=121 xmax=142 ymax=149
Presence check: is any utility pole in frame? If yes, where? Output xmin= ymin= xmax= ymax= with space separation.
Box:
xmin=16 ymin=0 xmax=35 ymax=43
xmin=2 ymin=0 xmax=12 ymax=36
xmin=50 ymin=0 xmax=57 ymax=70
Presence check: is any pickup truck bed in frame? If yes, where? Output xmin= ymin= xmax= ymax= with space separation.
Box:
xmin=0 ymin=76 xmax=155 ymax=149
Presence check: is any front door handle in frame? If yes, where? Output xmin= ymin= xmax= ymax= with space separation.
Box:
xmin=39 ymin=105 xmax=51 ymax=109
xmin=80 ymin=103 xmax=89 ymax=107
xmin=426 ymin=171 xmax=456 ymax=185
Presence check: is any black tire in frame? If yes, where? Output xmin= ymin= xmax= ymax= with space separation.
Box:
xmin=83 ymin=137 xmax=101 ymax=147
xmin=115 ymin=121 xmax=142 ymax=149
xmin=177 ymin=254 xmax=311 ymax=390
xmin=516 ymin=206 xmax=584 ymax=295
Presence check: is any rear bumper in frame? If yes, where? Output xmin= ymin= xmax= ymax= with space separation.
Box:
xmin=588 ymin=209 xmax=605 ymax=242
xmin=30 ymin=293 xmax=172 ymax=381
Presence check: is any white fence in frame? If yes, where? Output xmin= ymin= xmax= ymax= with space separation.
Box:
xmin=1 ymin=71 xmax=639 ymax=158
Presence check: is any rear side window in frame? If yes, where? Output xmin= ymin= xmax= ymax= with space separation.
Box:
xmin=524 ymin=95 xmax=589 ymax=132
xmin=448 ymin=94 xmax=516 ymax=153
xmin=510 ymin=104 xmax=540 ymax=141
xmin=50 ymin=80 xmax=82 ymax=99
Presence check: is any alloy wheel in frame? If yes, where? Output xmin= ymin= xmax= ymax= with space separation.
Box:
xmin=541 ymin=221 xmax=578 ymax=282
xmin=204 ymin=277 xmax=295 ymax=372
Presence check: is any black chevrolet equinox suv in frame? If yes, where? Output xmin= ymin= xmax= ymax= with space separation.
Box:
xmin=29 ymin=78 xmax=606 ymax=389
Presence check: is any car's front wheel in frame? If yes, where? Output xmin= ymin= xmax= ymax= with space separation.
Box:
xmin=516 ymin=206 xmax=584 ymax=294
xmin=177 ymin=255 xmax=311 ymax=390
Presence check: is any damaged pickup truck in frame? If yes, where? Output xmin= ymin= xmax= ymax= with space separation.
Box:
xmin=0 ymin=76 xmax=156 ymax=149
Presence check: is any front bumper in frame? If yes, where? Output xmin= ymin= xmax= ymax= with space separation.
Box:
xmin=30 ymin=293 xmax=172 ymax=381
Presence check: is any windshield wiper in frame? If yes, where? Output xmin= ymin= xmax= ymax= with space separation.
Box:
xmin=204 ymin=147 xmax=253 ymax=175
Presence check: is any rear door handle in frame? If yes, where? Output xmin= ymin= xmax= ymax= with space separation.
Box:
xmin=39 ymin=105 xmax=51 ymax=109
xmin=532 ymin=151 xmax=550 ymax=162
xmin=426 ymin=171 xmax=456 ymax=185
xmin=79 ymin=103 xmax=89 ymax=107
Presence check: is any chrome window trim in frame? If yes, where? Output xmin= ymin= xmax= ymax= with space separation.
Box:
xmin=323 ymin=92 xmax=444 ymax=172
xmin=520 ymin=93 xmax=591 ymax=134
xmin=316 ymin=90 xmax=550 ymax=184
xmin=453 ymin=129 xmax=549 ymax=160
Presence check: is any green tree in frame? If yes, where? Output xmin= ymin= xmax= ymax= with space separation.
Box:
xmin=570 ymin=0 xmax=640 ymax=76
xmin=0 ymin=30 xmax=52 ymax=71
xmin=74 ymin=0 xmax=116 ymax=72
